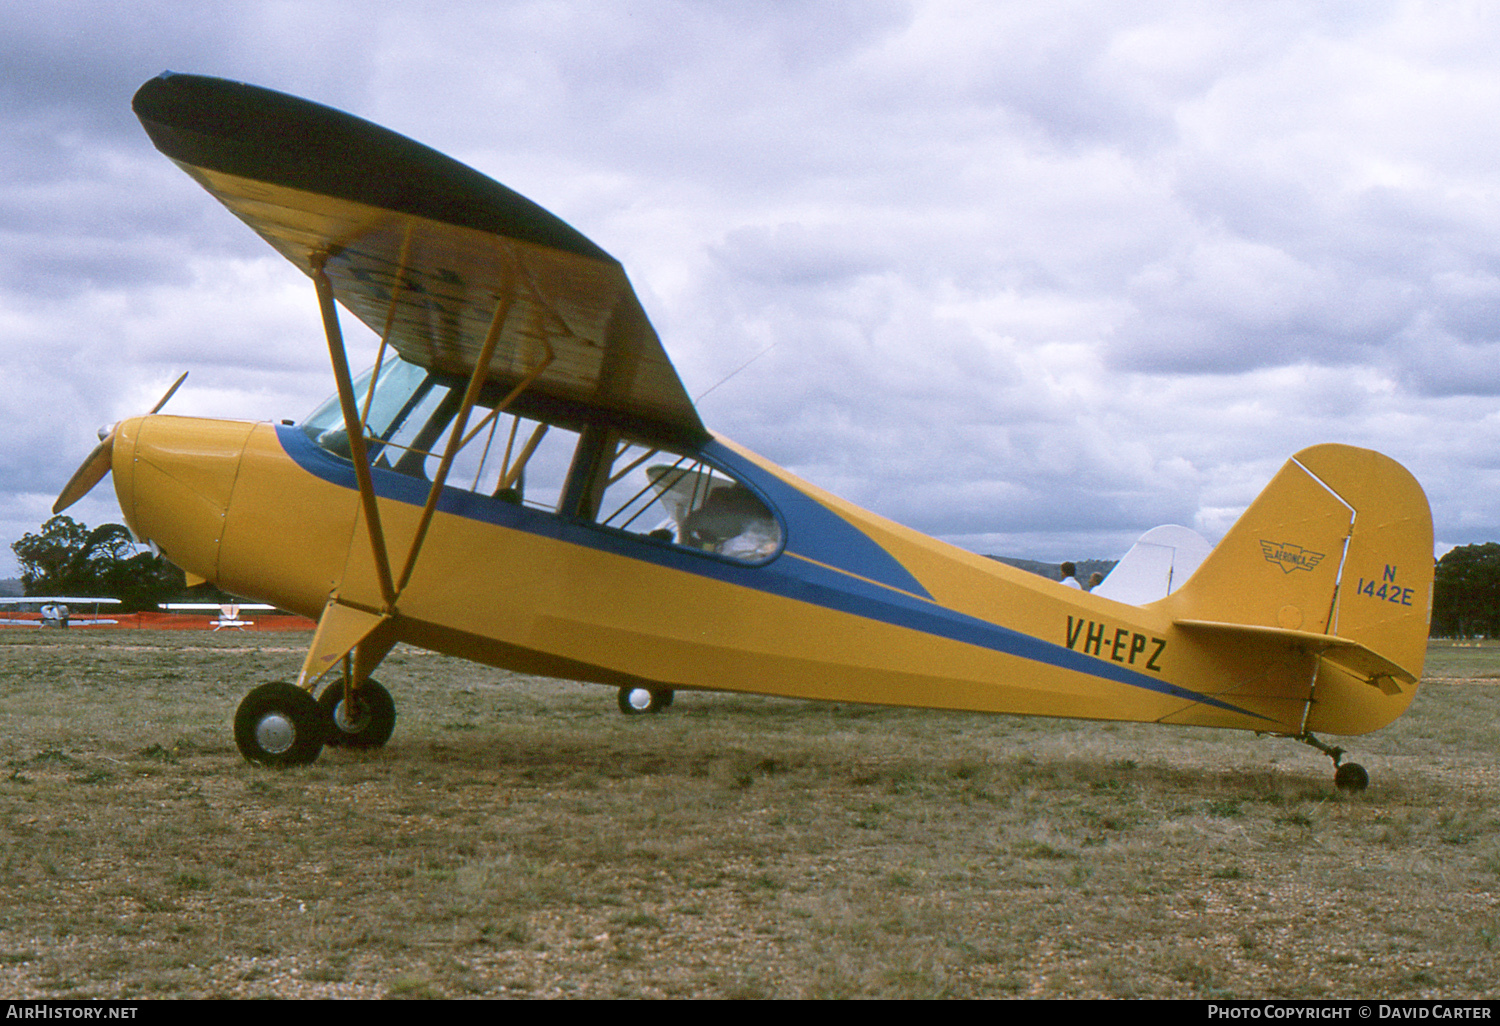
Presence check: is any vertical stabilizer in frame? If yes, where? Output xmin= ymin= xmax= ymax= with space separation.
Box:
xmin=1165 ymin=445 xmax=1432 ymax=733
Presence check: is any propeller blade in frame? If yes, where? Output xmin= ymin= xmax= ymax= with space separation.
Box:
xmin=53 ymin=431 xmax=115 ymax=514
xmin=52 ymin=372 xmax=186 ymax=514
xmin=150 ymin=371 xmax=188 ymax=414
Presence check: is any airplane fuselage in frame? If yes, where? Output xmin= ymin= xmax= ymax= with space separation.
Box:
xmin=111 ymin=410 xmax=1423 ymax=739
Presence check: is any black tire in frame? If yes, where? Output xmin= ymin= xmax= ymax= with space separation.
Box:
xmin=1334 ymin=762 xmax=1369 ymax=793
xmin=234 ymin=682 xmax=326 ymax=767
xmin=617 ymin=686 xmax=673 ymax=715
xmin=318 ymin=678 xmax=396 ymax=749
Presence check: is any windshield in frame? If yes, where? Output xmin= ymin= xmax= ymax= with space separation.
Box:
xmin=301 ymin=356 xmax=579 ymax=512
xmin=300 ymin=356 xmax=780 ymax=562
xmin=301 ymin=358 xmax=429 ymax=461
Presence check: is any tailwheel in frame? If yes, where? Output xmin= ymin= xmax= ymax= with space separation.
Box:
xmin=234 ymin=682 xmax=326 ymax=767
xmin=1294 ymin=732 xmax=1370 ymax=793
xmin=1334 ymin=762 xmax=1369 ymax=794
xmin=318 ymin=678 xmax=396 ymax=749
xmin=617 ymin=686 xmax=673 ymax=715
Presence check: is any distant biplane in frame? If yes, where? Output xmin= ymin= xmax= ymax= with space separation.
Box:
xmin=54 ymin=73 xmax=1434 ymax=789
xmin=0 ymin=597 xmax=121 ymax=627
xmin=161 ymin=602 xmax=278 ymax=630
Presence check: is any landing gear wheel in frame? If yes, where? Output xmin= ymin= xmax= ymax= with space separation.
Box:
xmin=1293 ymin=733 xmax=1370 ymax=794
xmin=617 ymin=686 xmax=673 ymax=715
xmin=319 ymin=678 xmax=397 ymax=749
xmin=1334 ymin=762 xmax=1369 ymax=793
xmin=234 ymin=682 xmax=326 ymax=767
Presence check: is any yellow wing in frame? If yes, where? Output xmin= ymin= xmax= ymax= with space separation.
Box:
xmin=133 ymin=72 xmax=706 ymax=445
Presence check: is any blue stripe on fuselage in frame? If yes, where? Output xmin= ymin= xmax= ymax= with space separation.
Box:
xmin=275 ymin=425 xmax=1264 ymax=719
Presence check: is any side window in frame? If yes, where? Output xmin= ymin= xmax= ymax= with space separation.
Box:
xmin=389 ymin=394 xmax=581 ymax=514
xmin=435 ymin=410 xmax=580 ymax=513
xmin=593 ymin=440 xmax=782 ymax=563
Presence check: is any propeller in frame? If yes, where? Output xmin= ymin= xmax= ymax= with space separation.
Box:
xmin=53 ymin=372 xmax=187 ymax=514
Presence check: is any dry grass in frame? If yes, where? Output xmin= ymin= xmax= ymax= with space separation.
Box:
xmin=0 ymin=632 xmax=1497 ymax=999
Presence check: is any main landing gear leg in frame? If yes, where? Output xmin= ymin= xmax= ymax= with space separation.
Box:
xmin=319 ymin=674 xmax=397 ymax=748
xmin=1295 ymin=732 xmax=1369 ymax=793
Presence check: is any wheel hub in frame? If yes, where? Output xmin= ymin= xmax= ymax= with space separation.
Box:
xmin=333 ymin=698 xmax=368 ymax=733
xmin=254 ymin=712 xmax=297 ymax=754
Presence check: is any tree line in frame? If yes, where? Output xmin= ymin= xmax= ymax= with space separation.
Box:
xmin=10 ymin=516 xmax=188 ymax=611
xmin=1431 ymin=542 xmax=1500 ymax=639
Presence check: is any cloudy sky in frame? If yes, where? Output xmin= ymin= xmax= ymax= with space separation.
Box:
xmin=4 ymin=0 xmax=1499 ymax=578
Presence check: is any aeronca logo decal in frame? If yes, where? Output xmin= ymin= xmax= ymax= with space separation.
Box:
xmin=1259 ymin=540 xmax=1325 ymax=574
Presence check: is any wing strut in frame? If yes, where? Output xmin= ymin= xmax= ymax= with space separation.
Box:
xmin=302 ymin=260 xmax=555 ymax=691
xmin=312 ymin=256 xmax=397 ymax=612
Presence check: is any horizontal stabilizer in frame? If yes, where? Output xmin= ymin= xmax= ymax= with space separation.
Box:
xmin=1175 ymin=619 xmax=1412 ymax=695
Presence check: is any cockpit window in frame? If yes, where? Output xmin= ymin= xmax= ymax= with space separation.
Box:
xmin=301 ymin=357 xmax=781 ymax=562
xmin=592 ymin=441 xmax=782 ymax=563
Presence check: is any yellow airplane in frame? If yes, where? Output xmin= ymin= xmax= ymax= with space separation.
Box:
xmin=55 ymin=73 xmax=1434 ymax=790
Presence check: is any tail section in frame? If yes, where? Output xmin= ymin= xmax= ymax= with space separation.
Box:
xmin=1166 ymin=444 xmax=1433 ymax=734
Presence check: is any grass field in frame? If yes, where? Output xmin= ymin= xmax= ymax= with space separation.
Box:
xmin=1 ymin=632 xmax=1497 ymax=999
